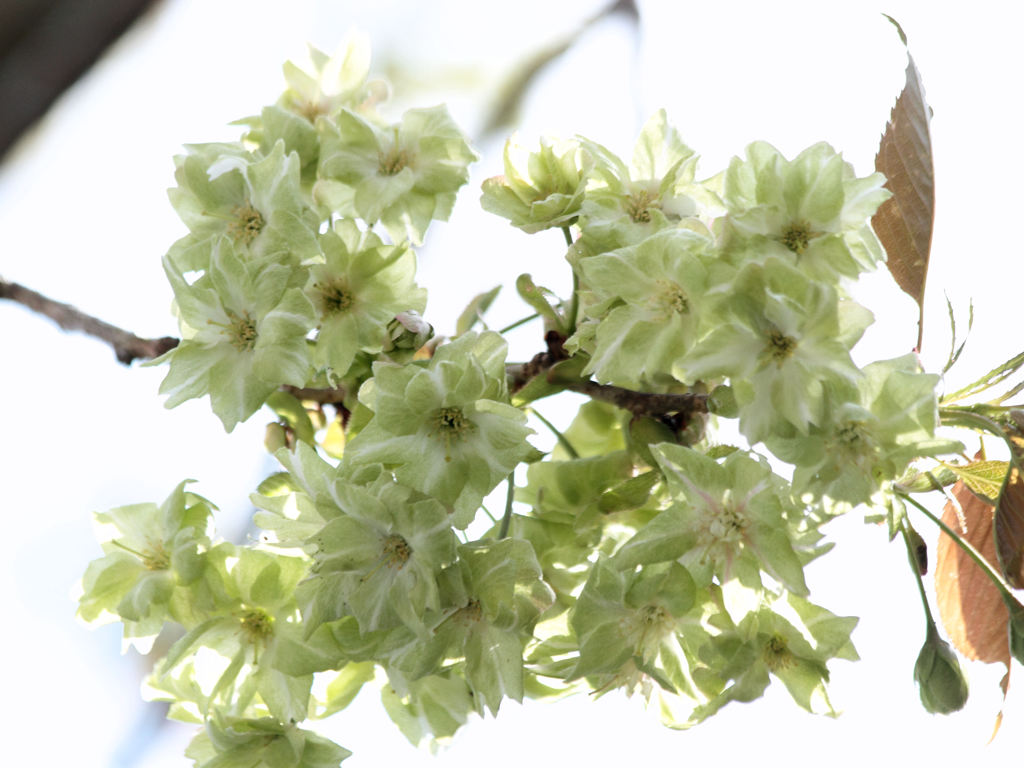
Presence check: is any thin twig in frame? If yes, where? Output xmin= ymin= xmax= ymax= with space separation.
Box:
xmin=562 ymin=380 xmax=708 ymax=419
xmin=282 ymin=385 xmax=348 ymax=405
xmin=3 ymin=276 xmax=706 ymax=424
xmin=0 ymin=278 xmax=177 ymax=364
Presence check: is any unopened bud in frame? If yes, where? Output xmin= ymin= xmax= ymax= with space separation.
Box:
xmin=914 ymin=625 xmax=968 ymax=714
xmin=264 ymin=422 xmax=289 ymax=453
xmin=386 ymin=310 xmax=433 ymax=352
xmin=708 ymin=385 xmax=738 ymax=419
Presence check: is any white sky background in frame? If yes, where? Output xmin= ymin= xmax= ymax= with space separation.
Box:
xmin=1 ymin=0 xmax=1022 ymax=765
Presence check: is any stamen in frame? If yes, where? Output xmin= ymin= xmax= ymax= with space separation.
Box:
xmin=229 ymin=201 xmax=265 ymax=245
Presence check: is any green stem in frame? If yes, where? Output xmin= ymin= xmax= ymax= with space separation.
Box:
xmin=940 ymin=349 xmax=1024 ymax=404
xmin=498 ymin=472 xmax=515 ymax=539
xmin=498 ymin=312 xmax=541 ymax=334
xmin=562 ymin=226 xmax=580 ymax=335
xmin=899 ymin=491 xmax=1016 ymax=599
xmin=899 ymin=518 xmax=934 ymax=628
xmin=479 ymin=503 xmax=498 ymax=525
xmin=939 ymin=405 xmax=1023 ymax=472
xmin=531 ymin=407 xmax=580 ymax=459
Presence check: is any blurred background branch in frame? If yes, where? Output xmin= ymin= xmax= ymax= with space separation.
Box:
xmin=0 ymin=0 xmax=161 ymax=161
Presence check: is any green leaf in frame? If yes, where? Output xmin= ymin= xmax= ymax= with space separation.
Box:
xmin=612 ymin=508 xmax=695 ymax=571
xmin=598 ymin=470 xmax=660 ymax=514
xmin=944 ymin=459 xmax=1008 ymax=504
xmin=315 ymin=662 xmax=376 ymax=718
xmin=266 ymin=390 xmax=316 ymax=446
xmin=515 ymin=274 xmax=565 ymax=334
xmin=942 ymin=349 xmax=1024 ymax=404
xmin=456 ymin=285 xmax=501 ymax=335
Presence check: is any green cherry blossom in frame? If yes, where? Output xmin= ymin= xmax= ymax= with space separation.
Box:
xmin=304 ymin=472 xmax=457 ymax=635
xmin=239 ymin=35 xmax=389 ymax=190
xmin=306 ymin=219 xmax=427 ymax=381
xmin=278 ymin=33 xmax=386 ymax=124
xmin=721 ymin=141 xmax=890 ymax=282
xmin=156 ymin=238 xmax=316 ymax=432
xmin=344 ymin=332 xmax=535 ymax=527
xmin=575 ymin=228 xmax=731 ymax=389
xmin=691 ymin=592 xmax=858 ymax=722
xmin=480 ymin=136 xmax=589 ymax=233
xmin=633 ymin=443 xmax=813 ymax=596
xmin=317 ymin=104 xmax=479 ymax=244
xmin=577 ymin=110 xmax=707 ymax=255
xmin=765 ymin=354 xmax=961 ymax=505
xmin=167 ymin=140 xmax=320 ymax=272
xmin=185 ymin=713 xmax=351 ymax=768
xmin=570 ymin=557 xmax=700 ymax=698
xmin=430 ymin=539 xmax=555 ymax=714
xmin=76 ymin=481 xmax=216 ymax=652
xmin=680 ymin=257 xmax=872 ymax=443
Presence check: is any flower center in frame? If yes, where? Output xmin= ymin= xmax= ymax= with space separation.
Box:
xmin=657 ymin=280 xmax=690 ymax=314
xmin=226 ymin=311 xmax=258 ymax=351
xmin=452 ymin=598 xmax=482 ymax=626
xmin=766 ymin=328 xmax=797 ymax=362
xmin=431 ymin=406 xmax=475 ymax=462
xmin=780 ymin=220 xmax=812 ymax=254
xmin=318 ymin=280 xmax=355 ymax=314
xmin=831 ymin=419 xmax=879 ymax=470
xmin=691 ymin=487 xmax=753 ymax=569
xmin=625 ymin=188 xmax=660 ymax=223
xmin=230 ymin=201 xmax=265 ymax=245
xmin=381 ymin=533 xmax=412 ymax=569
xmin=142 ymin=541 xmax=170 ymax=571
xmin=433 ymin=407 xmax=472 ymax=435
xmin=296 ymin=98 xmax=327 ymax=123
xmin=239 ymin=608 xmax=274 ymax=644
xmin=762 ymin=634 xmax=795 ymax=672
xmin=378 ymin=147 xmax=410 ymax=176
xmin=837 ymin=421 xmax=865 ymax=448
xmin=706 ymin=498 xmax=747 ymax=545
xmin=640 ymin=603 xmax=668 ymax=626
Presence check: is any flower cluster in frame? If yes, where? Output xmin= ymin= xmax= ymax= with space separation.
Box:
xmin=483 ymin=110 xmax=950 ymax=506
xmin=78 ymin=34 xmax=968 ymax=768
xmin=153 ymin=39 xmax=475 ymax=430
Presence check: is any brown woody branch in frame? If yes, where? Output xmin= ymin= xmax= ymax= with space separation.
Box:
xmin=0 ymin=278 xmax=178 ymax=364
xmin=3 ymin=278 xmax=704 ymax=423
xmin=282 ymin=385 xmax=348 ymax=405
xmin=507 ymin=330 xmax=570 ymax=392
xmin=507 ymin=329 xmax=708 ymax=423
xmin=562 ymin=380 xmax=708 ymax=420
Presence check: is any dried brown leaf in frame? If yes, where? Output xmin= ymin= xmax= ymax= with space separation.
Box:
xmin=995 ymin=465 xmax=1024 ymax=589
xmin=873 ymin=18 xmax=935 ymax=350
xmin=935 ymin=480 xmax=1010 ymax=667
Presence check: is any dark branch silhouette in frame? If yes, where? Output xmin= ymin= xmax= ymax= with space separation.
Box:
xmin=0 ymin=278 xmax=177 ymax=364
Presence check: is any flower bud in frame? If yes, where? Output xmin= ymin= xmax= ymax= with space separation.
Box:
xmin=914 ymin=625 xmax=968 ymax=714
xmin=386 ymin=310 xmax=433 ymax=353
xmin=264 ymin=422 xmax=289 ymax=453
xmin=480 ymin=137 xmax=588 ymax=233
xmin=708 ymin=385 xmax=738 ymax=418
